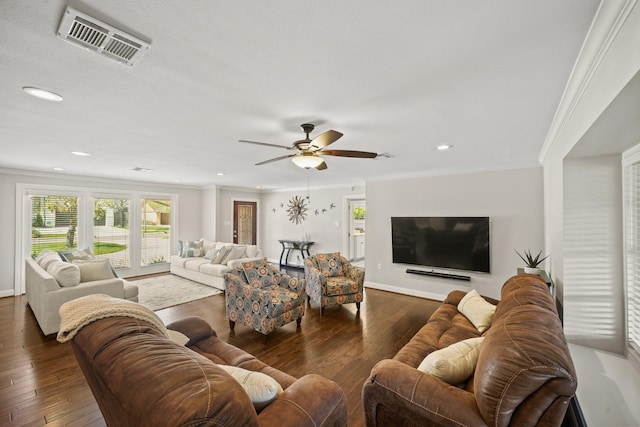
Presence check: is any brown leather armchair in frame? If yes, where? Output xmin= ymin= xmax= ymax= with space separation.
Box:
xmin=69 ymin=315 xmax=347 ymax=426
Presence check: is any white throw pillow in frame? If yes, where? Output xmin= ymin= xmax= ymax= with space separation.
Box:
xmin=245 ymin=245 xmax=259 ymax=258
xmin=47 ymin=260 xmax=81 ymax=287
xmin=211 ymin=246 xmax=232 ymax=264
xmin=457 ymin=289 xmax=496 ymax=333
xmin=167 ymin=329 xmax=190 ymax=346
xmin=217 ymin=365 xmax=283 ymax=411
xmin=417 ymin=337 xmax=485 ymax=384
xmin=222 ymin=245 xmax=246 ymax=265
xmin=73 ymin=259 xmax=116 ymax=282
xmin=38 ymin=253 xmax=63 ymax=270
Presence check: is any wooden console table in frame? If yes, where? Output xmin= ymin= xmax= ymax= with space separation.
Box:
xmin=279 ymin=240 xmax=314 ymax=267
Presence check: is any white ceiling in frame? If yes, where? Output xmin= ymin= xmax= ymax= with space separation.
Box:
xmin=0 ymin=1 xmax=601 ymax=190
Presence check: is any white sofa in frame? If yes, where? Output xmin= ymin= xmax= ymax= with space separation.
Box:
xmin=25 ymin=250 xmax=138 ymax=335
xmin=170 ymin=240 xmax=263 ymax=290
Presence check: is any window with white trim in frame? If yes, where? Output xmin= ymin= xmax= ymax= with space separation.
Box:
xmin=625 ymin=157 xmax=640 ymax=355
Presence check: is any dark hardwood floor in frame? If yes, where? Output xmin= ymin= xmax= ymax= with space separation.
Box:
xmin=0 ymin=269 xmax=441 ymax=426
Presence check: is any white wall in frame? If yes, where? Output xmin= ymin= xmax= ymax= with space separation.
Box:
xmin=0 ymin=169 xmax=203 ymax=296
xmin=259 ymin=185 xmax=364 ymax=266
xmin=365 ymin=167 xmax=544 ymax=301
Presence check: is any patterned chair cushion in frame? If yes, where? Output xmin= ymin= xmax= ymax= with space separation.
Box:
xmin=314 ymin=252 xmax=344 ymax=277
xmin=326 ymin=276 xmax=360 ymax=297
xmin=263 ymin=285 xmax=304 ymax=318
xmin=242 ymin=259 xmax=281 ymax=288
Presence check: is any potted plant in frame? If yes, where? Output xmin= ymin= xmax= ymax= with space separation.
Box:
xmin=515 ymin=249 xmax=549 ymax=274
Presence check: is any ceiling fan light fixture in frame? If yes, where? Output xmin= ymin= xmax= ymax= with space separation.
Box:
xmin=292 ymin=153 xmax=323 ymax=169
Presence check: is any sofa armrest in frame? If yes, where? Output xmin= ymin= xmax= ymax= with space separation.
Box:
xmin=166 ymin=316 xmax=217 ymax=345
xmin=258 ymin=374 xmax=347 ymax=427
xmin=280 ymin=274 xmax=306 ymax=297
xmin=363 ymin=359 xmax=485 ymax=427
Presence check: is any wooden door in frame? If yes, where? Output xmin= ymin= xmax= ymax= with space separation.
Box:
xmin=233 ymin=201 xmax=257 ymax=245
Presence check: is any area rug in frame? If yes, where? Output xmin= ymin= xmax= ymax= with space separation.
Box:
xmin=134 ymin=274 xmax=222 ymax=311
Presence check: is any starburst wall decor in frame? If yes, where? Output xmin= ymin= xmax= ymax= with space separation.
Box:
xmin=286 ymin=195 xmax=308 ymax=224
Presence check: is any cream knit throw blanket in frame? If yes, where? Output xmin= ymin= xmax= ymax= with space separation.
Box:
xmin=57 ymin=294 xmax=169 ymax=343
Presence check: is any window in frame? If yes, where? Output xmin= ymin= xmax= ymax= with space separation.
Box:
xmin=625 ymin=158 xmax=640 ymax=355
xmin=94 ymin=198 xmax=130 ymax=268
xmin=30 ymin=195 xmax=78 ymax=258
xmin=140 ymin=198 xmax=171 ymax=265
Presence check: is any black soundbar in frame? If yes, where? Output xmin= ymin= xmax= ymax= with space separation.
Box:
xmin=406 ymin=268 xmax=471 ymax=281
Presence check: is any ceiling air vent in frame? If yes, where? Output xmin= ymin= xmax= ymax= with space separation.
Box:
xmin=56 ymin=7 xmax=150 ymax=67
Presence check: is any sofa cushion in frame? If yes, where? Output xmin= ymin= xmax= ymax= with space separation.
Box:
xmin=47 ymin=260 xmax=81 ymax=287
xmin=179 ymin=240 xmax=204 ymax=257
xmin=245 ymin=245 xmax=259 ymax=258
xmin=202 ymin=240 xmax=218 ymax=254
xmin=37 ymin=252 xmax=63 ymax=270
xmin=458 ymin=289 xmax=496 ymax=333
xmin=184 ymin=258 xmax=211 ymax=271
xmin=417 ymin=337 xmax=484 ymax=384
xmin=217 ymin=365 xmax=283 ymax=411
xmin=58 ymin=247 xmax=95 ymax=262
xmin=222 ymin=245 xmax=246 ymax=265
xmin=203 ymin=249 xmax=218 ymax=260
xmin=326 ymin=277 xmax=360 ymax=296
xmin=73 ymin=259 xmax=116 ymax=282
xmin=170 ymin=255 xmax=189 ymax=268
xmin=242 ymin=259 xmax=281 ymax=288
xmin=199 ymin=263 xmax=231 ymax=276
xmin=211 ymin=246 xmax=232 ymax=264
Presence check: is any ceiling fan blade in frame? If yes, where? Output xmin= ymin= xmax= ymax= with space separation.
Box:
xmin=255 ymin=154 xmax=295 ymax=165
xmin=318 ymin=149 xmax=378 ymax=158
xmin=239 ymin=140 xmax=293 ymax=150
xmin=315 ymin=160 xmax=327 ymax=170
xmin=309 ymin=130 xmax=343 ymax=150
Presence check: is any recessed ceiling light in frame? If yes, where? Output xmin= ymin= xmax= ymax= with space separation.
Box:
xmin=217 ymin=172 xmax=225 ymax=176
xmin=52 ymin=167 xmax=64 ymax=171
xmin=436 ymin=144 xmax=452 ymax=151
xmin=23 ymin=87 xmax=63 ymax=102
xmin=174 ymin=180 xmax=181 ymax=183
xmin=71 ymin=151 xmax=91 ymax=156
xmin=256 ymin=186 xmax=262 ymax=189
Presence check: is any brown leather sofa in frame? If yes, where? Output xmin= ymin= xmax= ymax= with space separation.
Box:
xmin=362 ymin=274 xmax=577 ymax=427
xmin=69 ymin=315 xmax=347 ymax=427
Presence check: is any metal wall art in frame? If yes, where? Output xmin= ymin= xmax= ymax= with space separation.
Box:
xmin=286 ymin=195 xmax=308 ymax=224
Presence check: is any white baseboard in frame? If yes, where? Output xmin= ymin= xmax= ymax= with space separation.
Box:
xmin=364 ymin=281 xmax=446 ymax=301
xmin=0 ymin=289 xmax=17 ymax=298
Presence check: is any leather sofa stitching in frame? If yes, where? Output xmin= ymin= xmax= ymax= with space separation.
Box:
xmin=372 ymin=378 xmax=470 ymax=427
xmin=273 ymin=398 xmax=318 ymax=426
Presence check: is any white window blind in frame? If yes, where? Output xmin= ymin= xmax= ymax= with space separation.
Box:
xmin=625 ymin=160 xmax=640 ymax=352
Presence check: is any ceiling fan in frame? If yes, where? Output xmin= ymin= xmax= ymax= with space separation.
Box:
xmin=239 ymin=123 xmax=378 ymax=170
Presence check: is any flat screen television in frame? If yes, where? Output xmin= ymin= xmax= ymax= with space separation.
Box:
xmin=391 ymin=217 xmax=490 ymax=273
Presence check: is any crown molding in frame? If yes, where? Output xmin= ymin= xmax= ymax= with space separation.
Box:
xmin=539 ymin=0 xmax=639 ymax=162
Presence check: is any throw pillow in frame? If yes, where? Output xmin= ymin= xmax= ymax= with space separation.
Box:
xmin=242 ymin=259 xmax=280 ymax=288
xmin=167 ymin=329 xmax=190 ymax=346
xmin=222 ymin=245 xmax=246 ymax=265
xmin=211 ymin=246 xmax=232 ymax=264
xmin=217 ymin=365 xmax=283 ymax=411
xmin=203 ymin=249 xmax=218 ymax=260
xmin=179 ymin=240 xmax=204 ymax=258
xmin=47 ymin=260 xmax=81 ymax=287
xmin=315 ymin=252 xmax=344 ymax=277
xmin=417 ymin=337 xmax=485 ymax=385
xmin=37 ymin=252 xmax=63 ymax=270
xmin=72 ymin=259 xmax=116 ymax=282
xmin=245 ymin=245 xmax=259 ymax=258
xmin=58 ymin=247 xmax=95 ymax=263
xmin=457 ymin=289 xmax=496 ymax=333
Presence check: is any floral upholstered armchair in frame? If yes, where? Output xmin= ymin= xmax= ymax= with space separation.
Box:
xmin=223 ymin=258 xmax=306 ymax=338
xmin=304 ymin=252 xmax=364 ymax=315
